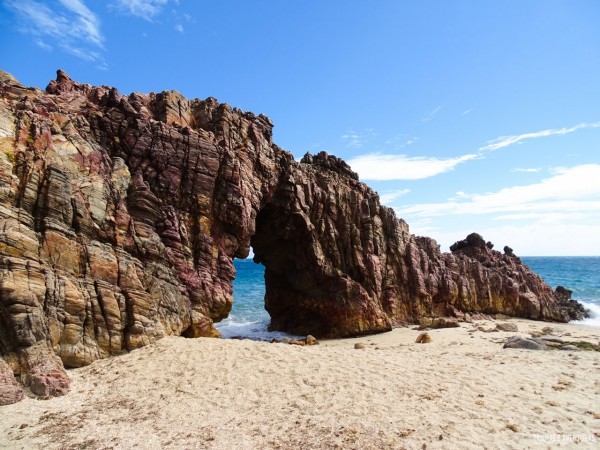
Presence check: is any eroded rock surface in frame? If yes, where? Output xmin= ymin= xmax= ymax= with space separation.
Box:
xmin=0 ymin=70 xmax=580 ymax=401
xmin=554 ymin=285 xmax=590 ymax=320
xmin=0 ymin=357 xmax=23 ymax=405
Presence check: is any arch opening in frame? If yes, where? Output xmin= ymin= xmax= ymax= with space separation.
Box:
xmin=214 ymin=249 xmax=303 ymax=341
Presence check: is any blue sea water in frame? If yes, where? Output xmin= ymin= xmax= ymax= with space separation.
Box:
xmin=521 ymin=256 xmax=600 ymax=327
xmin=214 ymin=259 xmax=296 ymax=341
xmin=215 ymin=257 xmax=600 ymax=339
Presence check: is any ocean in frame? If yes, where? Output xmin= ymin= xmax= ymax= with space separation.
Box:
xmin=215 ymin=259 xmax=299 ymax=341
xmin=215 ymin=257 xmax=600 ymax=339
xmin=521 ymin=257 xmax=600 ymax=327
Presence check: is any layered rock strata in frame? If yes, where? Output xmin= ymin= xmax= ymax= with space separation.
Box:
xmin=0 ymin=70 xmax=577 ymax=402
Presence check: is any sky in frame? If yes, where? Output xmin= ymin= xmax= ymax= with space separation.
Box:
xmin=1 ymin=0 xmax=599 ymax=256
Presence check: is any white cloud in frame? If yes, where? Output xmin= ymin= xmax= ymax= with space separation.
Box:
xmin=175 ymin=23 xmax=183 ymax=32
xmin=347 ymin=153 xmax=478 ymax=181
xmin=412 ymin=221 xmax=600 ymax=256
xmin=448 ymin=191 xmax=470 ymax=201
xmin=397 ymin=164 xmax=600 ymax=217
xmin=480 ymin=122 xmax=600 ymax=151
xmin=485 ymin=222 xmax=600 ymax=256
xmin=5 ymin=0 xmax=104 ymax=61
xmin=396 ymin=163 xmax=600 ymax=255
xmin=461 ymin=108 xmax=475 ymax=116
xmin=512 ymin=167 xmax=541 ymax=173
xmin=379 ymin=189 xmax=410 ymax=205
xmin=492 ymin=212 xmax=588 ymax=221
xmin=59 ymin=0 xmax=103 ymax=45
xmin=111 ymin=0 xmax=171 ymax=21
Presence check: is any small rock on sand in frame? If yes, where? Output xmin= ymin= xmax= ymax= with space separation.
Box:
xmin=503 ymin=336 xmax=547 ymax=350
xmin=305 ymin=335 xmax=319 ymax=346
xmin=505 ymin=423 xmax=520 ymax=432
xmin=415 ymin=333 xmax=431 ymax=344
xmin=559 ymin=345 xmax=581 ymax=351
xmin=419 ymin=317 xmax=460 ymax=329
xmin=354 ymin=343 xmax=366 ymax=350
xmin=496 ymin=322 xmax=519 ymax=332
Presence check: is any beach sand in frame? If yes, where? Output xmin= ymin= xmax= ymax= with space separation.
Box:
xmin=1 ymin=319 xmax=599 ymax=449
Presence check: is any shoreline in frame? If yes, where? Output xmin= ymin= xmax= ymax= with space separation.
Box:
xmin=1 ymin=317 xmax=599 ymax=449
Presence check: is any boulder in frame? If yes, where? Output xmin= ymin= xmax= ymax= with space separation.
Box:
xmin=559 ymin=345 xmax=580 ymax=351
xmin=415 ymin=333 xmax=432 ymax=344
xmin=0 ymin=359 xmax=23 ymax=406
xmin=496 ymin=322 xmax=519 ymax=332
xmin=554 ymin=286 xmax=590 ymax=321
xmin=503 ymin=336 xmax=547 ymax=351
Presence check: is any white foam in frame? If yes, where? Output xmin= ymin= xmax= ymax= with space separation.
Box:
xmin=573 ymin=301 xmax=600 ymax=327
xmin=215 ymin=318 xmax=303 ymax=341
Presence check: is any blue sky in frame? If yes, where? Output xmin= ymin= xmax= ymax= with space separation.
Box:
xmin=1 ymin=0 xmax=599 ymax=255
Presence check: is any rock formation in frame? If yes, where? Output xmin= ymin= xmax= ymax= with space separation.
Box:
xmin=0 ymin=70 xmax=580 ymax=403
xmin=554 ymin=286 xmax=589 ymax=321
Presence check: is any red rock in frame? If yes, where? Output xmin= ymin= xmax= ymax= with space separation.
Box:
xmin=415 ymin=333 xmax=431 ymax=344
xmin=0 ymin=358 xmax=23 ymax=405
xmin=0 ymin=70 xmax=580 ymax=403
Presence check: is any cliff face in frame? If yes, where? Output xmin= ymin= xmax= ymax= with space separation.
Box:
xmin=0 ymin=70 xmax=572 ymax=403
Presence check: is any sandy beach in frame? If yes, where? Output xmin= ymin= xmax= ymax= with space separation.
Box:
xmin=1 ymin=318 xmax=599 ymax=450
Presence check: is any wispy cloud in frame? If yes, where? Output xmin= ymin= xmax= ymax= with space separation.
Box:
xmin=59 ymin=0 xmax=103 ymax=45
xmin=396 ymin=164 xmax=600 ymax=217
xmin=480 ymin=122 xmax=600 ymax=151
xmin=341 ymin=128 xmax=377 ymax=149
xmin=341 ymin=131 xmax=362 ymax=148
xmin=461 ymin=108 xmax=475 ymax=116
xmin=111 ymin=0 xmax=172 ymax=21
xmin=34 ymin=39 xmax=53 ymax=51
xmin=175 ymin=23 xmax=184 ymax=33
xmin=347 ymin=119 xmax=600 ymax=182
xmin=4 ymin=0 xmax=104 ymax=62
xmin=512 ymin=167 xmax=541 ymax=173
xmin=384 ymin=134 xmax=418 ymax=149
xmin=379 ymin=189 xmax=411 ymax=206
xmin=422 ymin=105 xmax=443 ymax=122
xmin=348 ymin=153 xmax=478 ymax=181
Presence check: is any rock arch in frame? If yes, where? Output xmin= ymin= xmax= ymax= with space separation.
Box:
xmin=0 ymin=70 xmax=573 ymax=403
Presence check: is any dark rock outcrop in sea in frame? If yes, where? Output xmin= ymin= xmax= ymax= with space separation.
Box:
xmin=553 ymin=286 xmax=590 ymax=321
xmin=0 ymin=70 xmax=584 ymax=403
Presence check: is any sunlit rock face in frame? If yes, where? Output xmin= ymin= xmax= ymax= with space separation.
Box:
xmin=0 ymin=70 xmax=570 ymax=402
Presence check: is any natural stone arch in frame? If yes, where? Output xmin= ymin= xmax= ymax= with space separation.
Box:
xmin=0 ymin=70 xmax=577 ymax=404
xmin=250 ymin=153 xmax=396 ymax=338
